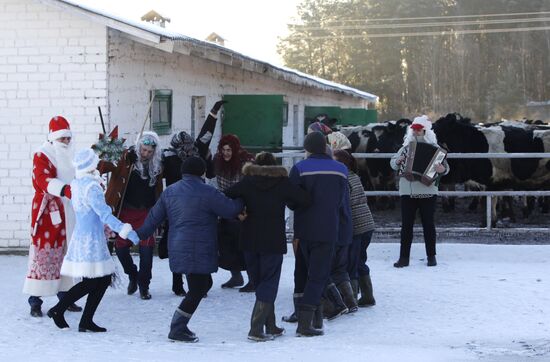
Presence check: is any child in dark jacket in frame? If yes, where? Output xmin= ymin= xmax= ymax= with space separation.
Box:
xmin=225 ymin=152 xmax=310 ymax=341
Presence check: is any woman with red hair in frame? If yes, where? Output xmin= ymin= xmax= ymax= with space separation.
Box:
xmin=214 ymin=134 xmax=255 ymax=291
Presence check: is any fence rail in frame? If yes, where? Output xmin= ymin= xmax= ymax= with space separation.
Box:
xmin=278 ymin=152 xmax=550 ymax=233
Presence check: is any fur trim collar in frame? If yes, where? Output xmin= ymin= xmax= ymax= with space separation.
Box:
xmin=242 ymin=163 xmax=288 ymax=178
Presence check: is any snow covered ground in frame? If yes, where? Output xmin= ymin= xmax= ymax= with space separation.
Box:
xmin=1 ymin=243 xmax=549 ymax=362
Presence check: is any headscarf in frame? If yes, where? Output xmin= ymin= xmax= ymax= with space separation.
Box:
xmin=169 ymin=131 xmax=199 ymax=161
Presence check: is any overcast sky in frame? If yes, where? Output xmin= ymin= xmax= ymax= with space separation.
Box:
xmin=74 ymin=0 xmax=302 ymax=65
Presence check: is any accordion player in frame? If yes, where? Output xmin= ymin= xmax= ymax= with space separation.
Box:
xmin=400 ymin=141 xmax=447 ymax=186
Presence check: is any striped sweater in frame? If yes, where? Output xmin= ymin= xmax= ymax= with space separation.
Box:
xmin=348 ymin=171 xmax=375 ymax=234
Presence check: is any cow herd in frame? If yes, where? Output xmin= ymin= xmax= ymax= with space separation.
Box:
xmin=335 ymin=113 xmax=550 ymax=225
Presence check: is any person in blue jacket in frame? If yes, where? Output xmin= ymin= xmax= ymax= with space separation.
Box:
xmin=47 ymin=149 xmax=140 ymax=332
xmin=289 ymin=131 xmax=351 ymax=337
xmin=136 ymin=156 xmax=243 ymax=343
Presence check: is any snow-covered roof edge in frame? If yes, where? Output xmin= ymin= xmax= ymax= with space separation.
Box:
xmin=40 ymin=0 xmax=378 ymax=102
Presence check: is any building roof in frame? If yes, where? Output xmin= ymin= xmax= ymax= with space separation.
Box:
xmin=41 ymin=0 xmax=378 ymax=102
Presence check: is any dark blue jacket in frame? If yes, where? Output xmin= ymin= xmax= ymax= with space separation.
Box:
xmin=289 ymin=154 xmax=352 ymax=244
xmin=136 ymin=175 xmax=243 ymax=274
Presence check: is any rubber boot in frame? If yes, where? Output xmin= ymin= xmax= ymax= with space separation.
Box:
xmin=358 ymin=274 xmax=376 ymax=307
xmin=296 ymin=304 xmax=324 ymax=337
xmin=168 ymin=308 xmax=198 ymax=343
xmin=282 ymin=293 xmax=301 ymax=323
xmin=324 ymin=283 xmax=348 ymax=320
xmin=337 ymin=281 xmax=358 ymax=313
xmin=247 ymin=301 xmax=274 ymax=342
xmin=350 ymin=279 xmax=359 ymax=301
xmin=265 ymin=303 xmax=285 ymax=337
xmin=313 ymin=304 xmax=323 ymax=330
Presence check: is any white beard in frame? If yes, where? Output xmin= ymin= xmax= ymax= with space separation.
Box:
xmin=53 ymin=141 xmax=75 ymax=183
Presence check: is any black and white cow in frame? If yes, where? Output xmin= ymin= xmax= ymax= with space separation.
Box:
xmin=433 ymin=113 xmax=550 ymax=224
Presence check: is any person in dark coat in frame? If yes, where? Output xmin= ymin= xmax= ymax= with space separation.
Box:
xmin=136 ymin=157 xmax=243 ymax=343
xmin=161 ymin=100 xmax=226 ymax=296
xmin=213 ymin=134 xmax=255 ymax=291
xmin=289 ymin=132 xmax=351 ymax=337
xmin=225 ymin=152 xmax=310 ymax=341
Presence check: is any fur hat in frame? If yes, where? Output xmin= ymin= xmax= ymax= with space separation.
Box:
xmin=73 ymin=148 xmax=99 ymax=178
xmin=411 ymin=115 xmax=432 ymax=131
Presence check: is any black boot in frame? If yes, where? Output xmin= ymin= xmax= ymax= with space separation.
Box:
xmin=265 ymin=303 xmax=285 ymax=337
xmin=337 ymin=281 xmax=358 ymax=313
xmin=127 ymin=274 xmax=138 ymax=295
xmin=248 ymin=301 xmax=274 ymax=342
xmin=66 ymin=303 xmax=83 ymax=312
xmin=313 ymin=304 xmax=323 ymax=330
xmin=221 ymin=271 xmax=244 ymax=289
xmin=239 ymin=281 xmax=255 ymax=293
xmin=296 ymin=304 xmax=324 ymax=337
xmin=427 ymin=255 xmax=437 ymax=267
xmin=168 ymin=309 xmax=198 ymax=343
xmin=172 ymin=273 xmax=186 ymax=296
xmin=282 ymin=293 xmax=301 ymax=323
xmin=47 ymin=306 xmax=69 ymax=329
xmin=324 ymin=283 xmax=348 ymax=320
xmin=357 ymin=274 xmax=376 ymax=307
xmin=140 ymin=287 xmax=152 ymax=300
xmin=393 ymin=258 xmax=409 ymax=268
xmin=350 ymin=279 xmax=359 ymax=301
xmin=30 ymin=305 xmax=43 ymax=318
xmin=79 ymin=321 xmax=107 ymax=333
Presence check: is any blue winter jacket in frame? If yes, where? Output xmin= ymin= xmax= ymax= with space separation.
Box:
xmin=136 ymin=175 xmax=243 ymax=274
xmin=289 ymin=154 xmax=352 ymax=244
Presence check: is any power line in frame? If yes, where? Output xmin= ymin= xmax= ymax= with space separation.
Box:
xmin=288 ymin=10 xmax=550 ymax=25
xmin=300 ymin=25 xmax=550 ymax=39
xmin=291 ymin=17 xmax=550 ymax=31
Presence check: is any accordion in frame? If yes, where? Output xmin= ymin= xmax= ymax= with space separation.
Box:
xmin=400 ymin=141 xmax=447 ymax=186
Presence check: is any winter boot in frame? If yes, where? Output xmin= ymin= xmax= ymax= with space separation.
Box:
xmin=66 ymin=303 xmax=83 ymax=312
xmin=239 ymin=281 xmax=255 ymax=293
xmin=247 ymin=301 xmax=274 ymax=342
xmin=168 ymin=308 xmax=198 ymax=343
xmin=427 ymin=255 xmax=437 ymax=267
xmin=78 ymin=321 xmax=107 ymax=333
xmin=324 ymin=283 xmax=348 ymax=320
xmin=221 ymin=271 xmax=244 ymax=289
xmin=139 ymin=287 xmax=152 ymax=300
xmin=337 ymin=281 xmax=358 ymax=313
xmin=296 ymin=304 xmax=324 ymax=337
xmin=47 ymin=306 xmax=69 ymax=329
xmin=30 ymin=305 xmax=43 ymax=318
xmin=393 ymin=258 xmax=409 ymax=268
xmin=357 ymin=274 xmax=376 ymax=307
xmin=127 ymin=274 xmax=138 ymax=295
xmin=265 ymin=303 xmax=285 ymax=337
xmin=350 ymin=279 xmax=359 ymax=301
xmin=282 ymin=293 xmax=302 ymax=323
xmin=313 ymin=304 xmax=323 ymax=330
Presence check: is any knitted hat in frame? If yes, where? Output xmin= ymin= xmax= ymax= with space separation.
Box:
xmin=411 ymin=115 xmax=432 ymax=131
xmin=48 ymin=116 xmax=72 ymax=141
xmin=304 ymin=131 xmax=327 ymax=154
xmin=327 ymin=131 xmax=351 ymax=151
xmin=181 ymin=156 xmax=206 ymax=176
xmin=73 ymin=148 xmax=99 ymax=178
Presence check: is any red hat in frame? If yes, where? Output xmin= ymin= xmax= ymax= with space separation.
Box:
xmin=410 ymin=123 xmax=425 ymax=131
xmin=48 ymin=116 xmax=72 ymax=141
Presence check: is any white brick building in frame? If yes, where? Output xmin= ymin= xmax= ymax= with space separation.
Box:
xmin=0 ymin=0 xmax=377 ymax=248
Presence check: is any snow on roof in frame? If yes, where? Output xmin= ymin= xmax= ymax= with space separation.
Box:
xmin=45 ymin=0 xmax=378 ymax=102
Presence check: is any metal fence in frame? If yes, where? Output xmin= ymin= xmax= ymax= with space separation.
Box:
xmin=276 ymin=151 xmax=550 ymax=233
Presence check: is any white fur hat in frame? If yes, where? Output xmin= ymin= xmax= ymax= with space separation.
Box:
xmin=411 ymin=115 xmax=432 ymax=131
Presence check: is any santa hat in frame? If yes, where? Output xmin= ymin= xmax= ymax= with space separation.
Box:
xmin=410 ymin=115 xmax=432 ymax=131
xmin=73 ymin=148 xmax=99 ymax=178
xmin=48 ymin=116 xmax=72 ymax=142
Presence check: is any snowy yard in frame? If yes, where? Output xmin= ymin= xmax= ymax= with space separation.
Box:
xmin=2 ymin=242 xmax=549 ymax=362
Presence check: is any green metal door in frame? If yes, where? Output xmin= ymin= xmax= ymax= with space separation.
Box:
xmin=222 ymin=95 xmax=284 ymax=152
xmin=304 ymin=106 xmax=342 ymax=133
xmin=340 ymin=108 xmax=377 ymax=126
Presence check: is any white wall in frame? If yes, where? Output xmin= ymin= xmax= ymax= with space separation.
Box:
xmin=0 ymin=0 xmax=108 ymax=247
xmin=107 ymin=31 xmax=366 ymax=153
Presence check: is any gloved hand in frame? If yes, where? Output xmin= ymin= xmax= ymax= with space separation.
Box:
xmin=127 ymin=230 xmax=140 ymax=245
xmin=211 ymin=100 xmax=228 ymax=114
xmin=61 ymin=185 xmax=72 ymax=199
xmin=126 ymin=149 xmax=138 ymax=164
